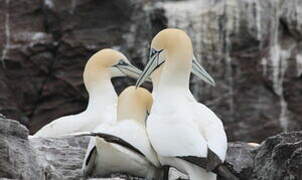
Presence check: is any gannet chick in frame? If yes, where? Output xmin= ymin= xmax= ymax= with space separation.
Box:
xmin=34 ymin=49 xmax=143 ymax=137
xmin=136 ymin=28 xmax=238 ymax=180
xmin=82 ymin=86 xmax=166 ymax=179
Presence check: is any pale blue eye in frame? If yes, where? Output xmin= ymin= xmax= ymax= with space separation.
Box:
xmin=150 ymin=49 xmax=157 ymax=58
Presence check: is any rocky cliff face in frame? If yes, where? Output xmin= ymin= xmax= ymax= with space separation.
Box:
xmin=253 ymin=131 xmax=302 ymax=180
xmin=0 ymin=0 xmax=152 ymax=133
xmin=0 ymin=0 xmax=301 ymax=142
xmin=1 ymin=116 xmax=301 ymax=180
xmin=155 ymin=0 xmax=302 ymax=142
xmin=0 ymin=115 xmax=45 ymax=179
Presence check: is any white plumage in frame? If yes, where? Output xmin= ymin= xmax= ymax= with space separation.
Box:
xmin=33 ymin=49 xmax=143 ymax=138
xmin=82 ymin=86 xmax=164 ymax=180
xmin=136 ymin=28 xmax=228 ymax=180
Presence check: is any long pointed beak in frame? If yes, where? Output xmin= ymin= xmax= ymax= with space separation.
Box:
xmin=116 ymin=62 xmax=151 ymax=82
xmin=192 ymin=57 xmax=216 ymax=86
xmin=135 ymin=54 xmax=159 ymax=88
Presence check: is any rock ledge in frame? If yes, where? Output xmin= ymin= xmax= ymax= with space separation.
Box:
xmin=0 ymin=116 xmax=301 ymax=180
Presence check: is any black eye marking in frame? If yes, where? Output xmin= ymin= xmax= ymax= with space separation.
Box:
xmin=158 ymin=49 xmax=164 ymax=53
xmin=115 ymin=59 xmax=141 ymax=77
xmin=154 ymin=49 xmax=165 ymax=71
xmin=154 ymin=61 xmax=165 ymax=71
xmin=150 ymin=48 xmax=157 ymax=58
xmin=150 ymin=48 xmax=164 ymax=58
xmin=149 ymin=48 xmax=164 ymax=68
xmin=117 ymin=59 xmax=128 ymax=66
xmin=145 ymin=110 xmax=150 ymax=124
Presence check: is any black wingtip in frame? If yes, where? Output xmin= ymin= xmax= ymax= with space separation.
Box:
xmin=85 ymin=146 xmax=96 ymax=166
xmin=91 ymin=132 xmax=145 ymax=157
xmin=215 ymin=164 xmax=239 ymax=180
xmin=163 ymin=166 xmax=170 ymax=180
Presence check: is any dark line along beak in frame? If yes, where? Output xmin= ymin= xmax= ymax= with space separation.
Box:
xmin=115 ymin=60 xmax=151 ymax=82
xmin=192 ymin=56 xmax=216 ymax=86
xmin=145 ymin=110 xmax=151 ymax=122
xmin=136 ymin=49 xmax=164 ymax=88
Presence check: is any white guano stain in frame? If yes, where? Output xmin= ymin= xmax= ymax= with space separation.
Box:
xmin=44 ymin=0 xmax=54 ymax=8
xmin=296 ymin=54 xmax=302 ymax=77
xmin=1 ymin=0 xmax=11 ymax=68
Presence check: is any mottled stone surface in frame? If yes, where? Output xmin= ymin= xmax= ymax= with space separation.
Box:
xmin=0 ymin=0 xmax=302 ymax=142
xmin=0 ymin=116 xmax=44 ymax=179
xmin=1 ymin=117 xmax=302 ymax=179
xmin=152 ymin=0 xmax=302 ymax=142
xmin=0 ymin=0 xmax=151 ymax=134
xmin=221 ymin=142 xmax=257 ymax=180
xmin=30 ymin=136 xmax=89 ymax=180
xmin=252 ymin=131 xmax=302 ymax=180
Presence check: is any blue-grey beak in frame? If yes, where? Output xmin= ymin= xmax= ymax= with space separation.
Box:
xmin=192 ymin=56 xmax=216 ymax=86
xmin=136 ymin=49 xmax=164 ymax=87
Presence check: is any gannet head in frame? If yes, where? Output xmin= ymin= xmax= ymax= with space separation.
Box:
xmin=117 ymin=86 xmax=152 ymax=124
xmin=83 ymin=49 xmax=143 ymax=91
xmin=136 ymin=28 xmax=216 ymax=87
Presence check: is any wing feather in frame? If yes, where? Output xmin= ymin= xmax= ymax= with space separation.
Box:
xmin=82 ymin=137 xmax=97 ymax=176
xmin=193 ymin=103 xmax=227 ymax=161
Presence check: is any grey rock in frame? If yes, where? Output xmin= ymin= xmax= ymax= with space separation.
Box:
xmin=154 ymin=0 xmax=302 ymax=142
xmin=0 ymin=0 xmax=302 ymax=143
xmin=28 ymin=0 xmax=152 ymax=133
xmin=0 ymin=0 xmax=153 ymax=134
xmin=1 ymin=117 xmax=302 ymax=179
xmin=30 ymin=136 xmax=90 ymax=180
xmin=222 ymin=142 xmax=257 ymax=180
xmin=252 ymin=131 xmax=302 ymax=180
xmin=0 ymin=116 xmax=44 ymax=180
xmin=280 ymin=0 xmax=302 ymax=40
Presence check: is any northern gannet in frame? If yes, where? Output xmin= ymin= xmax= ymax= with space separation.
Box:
xmin=150 ymin=56 xmax=215 ymax=103
xmin=82 ymin=86 xmax=167 ymax=179
xmin=136 ymin=29 xmax=237 ymax=180
xmin=34 ymin=49 xmax=143 ymax=137
xmin=142 ymin=41 xmax=215 ymax=100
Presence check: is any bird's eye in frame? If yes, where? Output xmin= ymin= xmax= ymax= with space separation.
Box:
xmin=117 ymin=59 xmax=128 ymax=66
xmin=150 ymin=49 xmax=157 ymax=58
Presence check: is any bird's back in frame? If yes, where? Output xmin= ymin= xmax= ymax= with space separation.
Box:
xmin=33 ymin=108 xmax=116 ymax=138
xmin=95 ymin=120 xmax=160 ymax=167
xmin=33 ymin=114 xmax=81 ymax=137
xmin=192 ymin=102 xmax=227 ymax=161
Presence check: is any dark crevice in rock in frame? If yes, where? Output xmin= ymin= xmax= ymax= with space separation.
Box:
xmin=27 ymin=44 xmax=59 ymax=121
xmin=148 ymin=6 xmax=168 ymax=38
xmin=279 ymin=18 xmax=294 ymax=40
xmin=1 ymin=68 xmax=29 ymax=126
xmin=27 ymin=4 xmax=60 ymax=123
